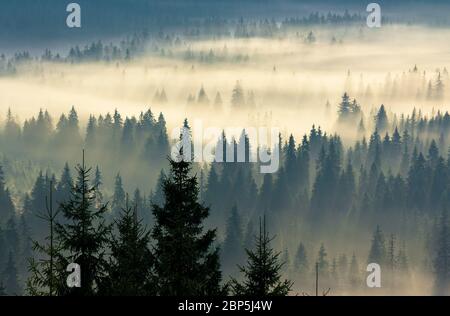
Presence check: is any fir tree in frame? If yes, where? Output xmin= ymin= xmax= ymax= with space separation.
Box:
xmin=230 ymin=217 xmax=293 ymax=296
xmin=151 ymin=154 xmax=224 ymax=295
xmin=54 ymin=152 xmax=111 ymax=296
xmin=105 ymin=198 xmax=155 ymax=295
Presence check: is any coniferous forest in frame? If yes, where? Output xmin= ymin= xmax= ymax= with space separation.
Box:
xmin=1 ymin=0 xmax=450 ymax=298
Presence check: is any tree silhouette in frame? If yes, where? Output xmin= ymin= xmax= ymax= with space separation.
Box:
xmin=230 ymin=217 xmax=292 ymax=296
xmin=151 ymin=154 xmax=224 ymax=295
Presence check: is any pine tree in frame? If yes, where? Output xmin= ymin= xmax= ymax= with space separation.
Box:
xmin=151 ymin=154 xmax=224 ymax=295
xmin=105 ymin=198 xmax=155 ymax=295
xmin=54 ymin=152 xmax=111 ymax=296
xmin=230 ymin=217 xmax=293 ymax=296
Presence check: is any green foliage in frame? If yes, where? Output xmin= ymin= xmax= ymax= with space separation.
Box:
xmin=151 ymin=156 xmax=224 ymax=296
xmin=103 ymin=200 xmax=155 ymax=295
xmin=54 ymin=154 xmax=111 ymax=296
xmin=230 ymin=218 xmax=293 ymax=296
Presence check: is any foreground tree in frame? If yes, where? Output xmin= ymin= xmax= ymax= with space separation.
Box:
xmin=151 ymin=154 xmax=224 ymax=295
xmin=27 ymin=182 xmax=65 ymax=296
xmin=230 ymin=217 xmax=293 ymax=296
xmin=104 ymin=199 xmax=155 ymax=295
xmin=54 ymin=152 xmax=111 ymax=295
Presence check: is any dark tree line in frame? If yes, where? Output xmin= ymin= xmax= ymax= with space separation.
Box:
xmin=16 ymin=149 xmax=290 ymax=296
xmin=3 ymin=97 xmax=450 ymax=294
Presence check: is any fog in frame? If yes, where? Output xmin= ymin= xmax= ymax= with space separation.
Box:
xmin=1 ymin=22 xmax=450 ymax=296
xmin=2 ymin=24 xmax=450 ymax=137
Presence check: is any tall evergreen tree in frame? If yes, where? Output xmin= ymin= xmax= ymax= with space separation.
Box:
xmin=105 ymin=199 xmax=155 ymax=295
xmin=151 ymin=155 xmax=224 ymax=295
xmin=230 ymin=217 xmax=292 ymax=296
xmin=54 ymin=153 xmax=111 ymax=295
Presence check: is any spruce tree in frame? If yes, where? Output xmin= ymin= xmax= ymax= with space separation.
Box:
xmin=54 ymin=152 xmax=111 ymax=296
xmin=151 ymin=155 xmax=224 ymax=296
xmin=230 ymin=217 xmax=293 ymax=296
xmin=105 ymin=199 xmax=155 ymax=295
